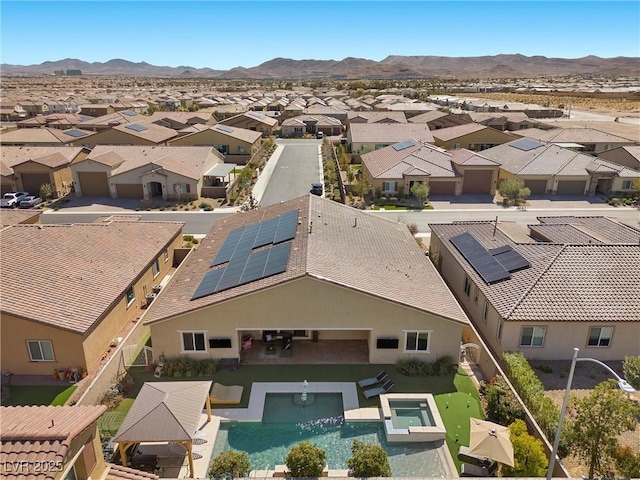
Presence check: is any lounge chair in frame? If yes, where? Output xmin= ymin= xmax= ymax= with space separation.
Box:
xmin=363 ymin=380 xmax=394 ymax=399
xmin=209 ymin=383 xmax=244 ymax=404
xmin=357 ymin=370 xmax=388 ymax=388
xmin=460 ymin=462 xmax=498 ymax=477
xmin=458 ymin=445 xmax=493 ymax=467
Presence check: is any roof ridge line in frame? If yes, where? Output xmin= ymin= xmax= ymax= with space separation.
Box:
xmin=504 ymin=244 xmax=567 ymax=320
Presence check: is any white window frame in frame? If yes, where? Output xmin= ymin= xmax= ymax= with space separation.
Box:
xmin=179 ymin=330 xmax=208 ymax=353
xmin=520 ymin=326 xmax=546 ymax=347
xmin=382 ymin=181 xmax=396 ymax=193
xmin=496 ymin=318 xmax=504 ymax=342
xmin=474 ymin=287 xmax=479 ymax=303
xmin=587 ymin=326 xmax=613 ymax=347
xmin=621 ymin=180 xmax=633 ymax=190
xmin=126 ymin=286 xmax=135 ymax=307
xmin=152 ymin=258 xmax=160 ymax=278
xmin=163 ymin=250 xmax=169 ymax=263
xmin=482 ymin=300 xmax=488 ymax=323
xmin=27 ymin=340 xmax=55 ymax=361
xmin=463 ymin=276 xmax=471 ymax=297
xmin=404 ymin=330 xmax=432 ymax=353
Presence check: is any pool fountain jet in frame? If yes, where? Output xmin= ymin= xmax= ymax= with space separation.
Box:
xmin=301 ymin=380 xmax=308 ymax=409
xmin=294 ymin=379 xmax=315 ymax=408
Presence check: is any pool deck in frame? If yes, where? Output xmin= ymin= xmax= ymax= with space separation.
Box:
xmin=140 ymin=381 xmax=458 ymax=478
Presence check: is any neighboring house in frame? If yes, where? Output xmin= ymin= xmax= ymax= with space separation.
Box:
xmin=168 ymin=124 xmax=262 ymax=164
xmin=0 ymin=220 xmax=183 ymax=375
xmin=347 ymin=123 xmax=434 ymax=154
xmin=2 ymin=146 xmax=88 ymax=198
xmin=16 ymin=100 xmax=48 ymax=117
xmin=361 ymin=140 xmax=500 ymax=196
xmin=467 ymin=112 xmax=541 ymax=131
xmin=303 ymin=106 xmax=348 ymax=122
xmin=408 ymin=111 xmax=472 ymax=130
xmin=78 ymin=111 xmax=147 ymax=132
xmin=429 ymin=217 xmax=640 ymax=362
xmin=280 ymin=114 xmax=343 ymax=138
xmin=144 ymin=195 xmax=469 ymax=364
xmin=346 ymin=111 xmax=407 ymax=126
xmin=148 ymin=111 xmax=215 ymax=130
xmin=0 ymin=208 xmax=41 ymax=225
xmin=70 ymin=146 xmax=222 ymax=200
xmin=0 ymin=128 xmax=96 ymax=147
xmin=80 ymin=104 xmax=115 ymax=117
xmin=432 ymin=123 xmax=517 ymax=151
xmin=212 ymin=104 xmax=247 ymax=120
xmin=482 ymin=138 xmax=639 ymax=195
xmin=17 ymin=113 xmax=92 ymax=129
xmin=597 ymin=145 xmax=640 ymax=171
xmin=514 ymin=127 xmax=635 ymax=154
xmin=78 ymin=122 xmax=179 ymax=148
xmin=218 ymin=111 xmax=279 ymax=137
xmin=0 ymin=405 xmax=158 ymax=480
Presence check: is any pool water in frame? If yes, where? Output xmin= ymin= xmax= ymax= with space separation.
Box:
xmin=211 ymin=393 xmax=448 ymax=476
xmin=389 ymin=400 xmax=436 ymax=429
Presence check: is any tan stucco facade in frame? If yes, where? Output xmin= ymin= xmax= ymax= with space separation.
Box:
xmin=430 ymin=234 xmax=639 ymax=361
xmin=13 ymin=161 xmax=74 ymax=198
xmin=434 ymin=129 xmax=515 ymax=151
xmin=219 ymin=116 xmax=277 ymax=136
xmin=59 ymin=418 xmax=108 ymax=480
xmin=149 ymin=276 xmax=464 ymax=364
xmin=75 ymin=129 xmax=172 ymax=147
xmin=1 ymin=233 xmax=182 ymax=375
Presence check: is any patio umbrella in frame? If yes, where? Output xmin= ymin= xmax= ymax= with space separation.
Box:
xmin=468 ymin=418 xmax=514 ymax=467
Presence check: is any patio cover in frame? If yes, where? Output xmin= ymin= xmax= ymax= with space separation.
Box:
xmin=203 ymin=163 xmax=236 ymax=177
xmin=112 ymin=381 xmax=212 ymax=477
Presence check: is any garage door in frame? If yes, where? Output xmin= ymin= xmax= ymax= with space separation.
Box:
xmin=21 ymin=173 xmax=51 ymax=196
xmin=1 ymin=183 xmax=14 ymax=195
xmin=115 ymin=183 xmax=143 ymax=198
xmin=429 ymin=181 xmax=456 ymax=195
xmin=78 ymin=172 xmax=109 ymax=196
xmin=556 ymin=180 xmax=586 ymax=195
xmin=463 ymin=170 xmax=493 ymax=194
xmin=523 ymin=179 xmax=548 ymax=194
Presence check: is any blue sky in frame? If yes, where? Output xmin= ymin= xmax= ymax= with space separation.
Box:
xmin=1 ymin=1 xmax=638 ymax=69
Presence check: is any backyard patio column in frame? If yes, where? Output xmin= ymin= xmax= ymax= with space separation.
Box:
xmin=186 ymin=440 xmax=194 ymax=478
xmin=205 ymin=396 xmax=211 ymax=421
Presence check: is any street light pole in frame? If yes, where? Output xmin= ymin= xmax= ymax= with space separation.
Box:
xmin=546 ymin=347 xmax=636 ymax=480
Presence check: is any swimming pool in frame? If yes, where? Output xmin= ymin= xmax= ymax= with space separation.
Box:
xmin=211 ymin=392 xmax=449 ymax=476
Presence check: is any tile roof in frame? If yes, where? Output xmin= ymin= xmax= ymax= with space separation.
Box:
xmin=346 ymin=111 xmax=407 ymax=123
xmin=431 ymin=123 xmax=487 ymax=141
xmin=0 ymin=405 xmax=107 ymax=480
xmin=362 ymin=141 xmax=458 ymax=179
xmin=0 ymin=128 xmax=71 ymax=145
xmin=450 ymin=149 xmax=501 ymax=167
xmin=79 ymin=111 xmax=144 ymax=128
xmin=106 ymin=464 xmax=159 ymax=480
xmin=145 ymin=195 xmax=468 ymax=325
xmin=0 ymin=209 xmax=41 ymax=225
xmin=517 ymin=127 xmax=635 ymax=144
xmin=111 ymin=122 xmax=178 ymax=143
xmin=349 ymin=123 xmax=434 ymax=143
xmin=0 ymin=221 xmax=183 ymax=333
xmin=1 ymin=146 xmax=85 ymax=172
xmin=534 ymin=216 xmax=640 ymax=244
xmin=172 ymin=125 xmax=262 ymax=144
xmin=430 ymin=221 xmax=640 ymax=322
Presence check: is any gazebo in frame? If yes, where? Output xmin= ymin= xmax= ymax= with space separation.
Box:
xmin=112 ymin=381 xmax=212 ymax=478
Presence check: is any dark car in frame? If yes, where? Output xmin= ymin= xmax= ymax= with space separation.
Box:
xmin=310 ymin=183 xmax=323 ymax=196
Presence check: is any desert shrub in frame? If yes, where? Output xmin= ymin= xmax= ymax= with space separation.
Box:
xmin=483 ymin=375 xmax=525 ymax=426
xmin=406 ymin=222 xmax=419 ymax=235
xmin=536 ymin=364 xmax=553 ymax=374
xmin=183 ymin=234 xmax=195 ymax=242
xmin=377 ymin=196 xmax=387 ymax=205
xmin=503 ymin=420 xmax=548 ymax=477
xmin=285 ymin=441 xmax=326 ymax=477
xmin=208 ymin=450 xmax=251 ymax=479
xmin=395 ymin=356 xmax=455 ymax=377
xmin=623 ymin=355 xmax=640 ymax=390
xmin=613 ymin=445 xmax=640 ymax=479
xmin=347 ymin=439 xmax=391 ymax=477
xmin=163 ymin=357 xmax=218 ymax=377
xmin=389 ymin=196 xmax=398 ymax=203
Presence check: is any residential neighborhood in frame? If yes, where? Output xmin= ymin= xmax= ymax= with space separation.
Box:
xmin=1 ymin=61 xmax=639 ymax=479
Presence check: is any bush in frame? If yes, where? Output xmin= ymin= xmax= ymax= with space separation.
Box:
xmin=502 ymin=420 xmax=548 ymax=477
xmin=285 ymin=441 xmax=326 ymax=477
xmin=163 ymin=357 xmax=218 ymax=377
xmin=347 ymin=439 xmax=391 ymax=477
xmin=623 ymin=355 xmax=640 ymax=390
xmin=395 ymin=356 xmax=456 ymax=377
xmin=208 ymin=450 xmax=251 ymax=479
xmin=536 ymin=364 xmax=553 ymax=374
xmin=613 ymin=445 xmax=640 ymax=479
xmin=483 ymin=375 xmax=525 ymax=426
xmin=183 ymin=235 xmax=195 ymax=242
xmin=406 ymin=222 xmax=419 ymax=235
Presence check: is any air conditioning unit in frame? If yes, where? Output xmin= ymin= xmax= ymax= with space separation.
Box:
xmin=152 ymin=285 xmax=162 ymax=294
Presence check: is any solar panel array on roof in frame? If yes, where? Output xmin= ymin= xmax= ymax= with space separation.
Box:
xmin=125 ymin=123 xmax=148 ymax=132
xmin=216 ymin=125 xmax=234 ymax=133
xmin=192 ymin=210 xmax=298 ymax=300
xmin=489 ymin=245 xmax=530 ymax=272
xmin=63 ymin=129 xmax=87 ymax=138
xmin=450 ymin=232 xmax=510 ymax=284
xmin=510 ymin=138 xmax=545 ymax=151
xmin=121 ymin=110 xmax=137 ymax=117
xmin=248 ymin=111 xmax=266 ymax=119
xmin=392 ymin=140 xmax=414 ymax=151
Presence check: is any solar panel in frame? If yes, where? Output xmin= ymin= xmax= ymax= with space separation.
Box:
xmin=216 ymin=125 xmax=234 ymax=133
xmin=274 ymin=210 xmax=298 ymax=244
xmin=510 ymin=138 xmax=544 ymax=151
xmin=191 ymin=268 xmax=225 ymax=300
xmin=239 ymin=249 xmax=270 ymax=284
xmin=211 ymin=227 xmax=244 ymax=266
xmin=215 ymin=257 xmax=247 ymax=292
xmin=121 ymin=110 xmax=137 ymax=117
xmin=63 ymin=129 xmax=87 ymax=138
xmin=263 ymin=241 xmax=291 ymax=277
xmin=253 ymin=217 xmax=279 ymax=248
xmin=392 ymin=140 xmax=414 ymax=151
xmin=450 ymin=232 xmax=510 ymax=284
xmin=125 ymin=123 xmax=148 ymax=132
xmin=235 ymin=223 xmax=262 ymax=253
xmin=490 ymin=246 xmax=530 ymax=272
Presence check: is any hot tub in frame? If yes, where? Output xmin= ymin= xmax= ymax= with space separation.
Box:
xmin=380 ymin=394 xmax=447 ymax=443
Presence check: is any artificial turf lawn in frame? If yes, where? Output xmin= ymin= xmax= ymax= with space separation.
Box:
xmin=3 ymin=385 xmax=76 ymax=406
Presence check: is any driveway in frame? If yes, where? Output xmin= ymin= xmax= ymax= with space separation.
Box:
xmin=258 ymin=139 xmax=323 ymax=207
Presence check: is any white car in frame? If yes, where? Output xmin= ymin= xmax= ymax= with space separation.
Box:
xmin=19 ymin=195 xmax=43 ymax=208
xmin=0 ymin=191 xmax=29 ymax=208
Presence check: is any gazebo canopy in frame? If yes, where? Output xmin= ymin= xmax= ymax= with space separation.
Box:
xmin=113 ymin=381 xmax=212 ymax=443
xmin=203 ymin=163 xmax=236 ymax=177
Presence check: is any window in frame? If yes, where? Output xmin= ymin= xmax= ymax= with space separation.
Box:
xmin=237 ymin=146 xmax=245 ymax=153
xmin=520 ymin=326 xmax=546 ymax=347
xmin=163 ymin=250 xmax=169 ymax=263
xmin=27 ymin=340 xmax=54 ymax=361
xmin=382 ymin=181 xmax=396 ymax=192
xmin=405 ymin=331 xmax=431 ymax=352
xmin=622 ymin=180 xmax=633 ymax=190
xmin=496 ymin=318 xmax=504 ymax=341
xmin=152 ymin=259 xmax=160 ymax=278
xmin=587 ymin=326 xmax=613 ymax=347
xmin=453 ymin=143 xmax=461 ymax=149
xmin=474 ymin=287 xmax=479 ymax=303
xmin=181 ymin=331 xmax=207 ymax=352
xmin=463 ymin=276 xmax=471 ymax=297
xmin=482 ymin=300 xmax=488 ymax=322
xmin=126 ymin=286 xmax=135 ymax=306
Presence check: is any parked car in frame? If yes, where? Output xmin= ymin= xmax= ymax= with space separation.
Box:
xmin=316 ymin=131 xmax=324 ymax=139
xmin=310 ymin=182 xmax=323 ymax=196
xmin=0 ymin=191 xmax=29 ymax=208
xmin=19 ymin=195 xmax=43 ymax=208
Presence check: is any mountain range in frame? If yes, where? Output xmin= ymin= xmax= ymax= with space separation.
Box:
xmin=2 ymin=55 xmax=638 ymax=79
